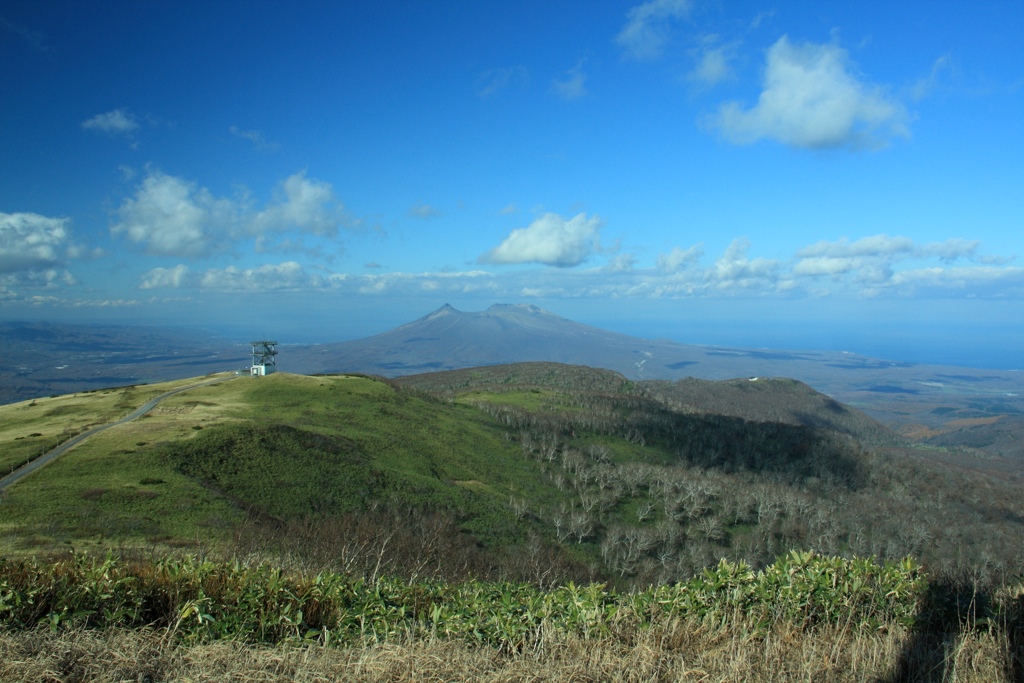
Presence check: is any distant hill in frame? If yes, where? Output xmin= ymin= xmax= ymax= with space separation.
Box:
xmin=3 ymin=307 xmax=1021 ymax=465
xmin=396 ymin=362 xmax=899 ymax=449
xmin=287 ymin=304 xmax=1024 ymax=457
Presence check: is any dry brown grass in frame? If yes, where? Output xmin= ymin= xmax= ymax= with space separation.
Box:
xmin=0 ymin=619 xmax=1015 ymax=683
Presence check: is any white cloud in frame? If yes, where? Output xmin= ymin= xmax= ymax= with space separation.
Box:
xmin=0 ymin=212 xmax=85 ymax=298
xmin=797 ymin=234 xmax=915 ymax=259
xmin=0 ymin=212 xmax=70 ymax=274
xmin=705 ymin=238 xmax=781 ymax=290
xmin=889 ymin=266 xmax=1024 ymax=296
xmin=198 ymin=261 xmax=319 ymax=291
xmin=480 ymin=212 xmax=603 ymax=267
xmin=139 ymin=261 xmax=352 ymax=292
xmin=553 ymin=61 xmax=588 ymax=100
xmin=1 ymin=268 xmax=75 ymax=293
xmin=250 ymin=172 xmax=347 ymax=236
xmin=111 ymin=171 xmax=239 ymax=257
xmin=82 ymin=108 xmax=139 ymax=135
xmin=919 ymin=237 xmax=980 ymax=262
xmin=712 ymin=36 xmax=910 ymax=150
xmin=616 ymin=0 xmax=692 ymax=60
xmin=111 ymin=170 xmax=351 ymax=258
xmin=351 ymin=270 xmax=497 ymax=296
xmin=792 ymin=235 xmax=993 ymax=286
xmin=129 ymin=233 xmax=1024 ymax=303
xmin=139 ymin=264 xmax=190 ymax=289
xmin=657 ymin=244 xmax=703 ymax=271
xmin=793 ymin=234 xmax=913 ymax=282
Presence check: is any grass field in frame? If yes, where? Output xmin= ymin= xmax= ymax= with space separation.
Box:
xmin=3 ymin=368 xmax=1024 ymax=681
xmin=0 ymin=372 xmax=562 ymax=557
xmin=0 ymin=377 xmax=215 ymax=476
xmin=0 ymin=374 xmax=251 ymax=554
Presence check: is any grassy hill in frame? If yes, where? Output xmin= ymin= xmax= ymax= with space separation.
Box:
xmin=4 ymin=365 xmax=1024 ymax=680
xmin=3 ymin=364 xmax=1024 ymax=589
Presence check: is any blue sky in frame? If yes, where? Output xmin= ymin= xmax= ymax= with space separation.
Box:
xmin=2 ymin=1 xmax=1022 ymax=367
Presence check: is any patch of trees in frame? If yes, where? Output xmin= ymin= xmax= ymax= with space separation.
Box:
xmin=164 ymin=369 xmax=1024 ymax=589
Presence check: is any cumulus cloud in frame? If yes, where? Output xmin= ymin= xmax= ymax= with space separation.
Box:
xmin=919 ymin=237 xmax=980 ymax=262
xmin=0 ymin=212 xmax=71 ymax=274
xmin=473 ymin=236 xmax=1020 ymax=300
xmin=792 ymin=234 xmax=991 ymax=285
xmin=712 ymin=36 xmax=910 ymax=150
xmin=553 ymin=61 xmax=588 ymax=100
xmin=706 ymin=238 xmax=781 ymax=290
xmin=140 ymin=261 xmax=333 ymax=292
xmin=794 ymin=234 xmax=912 ymax=282
xmin=616 ymin=0 xmax=692 ymax=60
xmin=82 ymin=108 xmax=139 ymax=135
xmin=198 ymin=261 xmax=319 ymax=291
xmin=250 ymin=172 xmax=347 ymax=236
xmin=111 ymin=170 xmax=351 ymax=258
xmin=111 ymin=171 xmax=240 ymax=257
xmin=355 ymin=270 xmax=497 ymax=296
xmin=0 ymin=212 xmax=85 ymax=298
xmin=480 ymin=212 xmax=603 ymax=267
xmin=889 ymin=266 xmax=1024 ymax=296
xmin=797 ymin=234 xmax=915 ymax=260
xmin=139 ymin=264 xmax=190 ymax=289
xmin=657 ymin=244 xmax=703 ymax=271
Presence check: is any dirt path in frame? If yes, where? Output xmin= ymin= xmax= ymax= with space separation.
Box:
xmin=0 ymin=375 xmax=236 ymax=493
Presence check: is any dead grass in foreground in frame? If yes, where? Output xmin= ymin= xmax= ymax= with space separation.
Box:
xmin=0 ymin=620 xmax=1015 ymax=683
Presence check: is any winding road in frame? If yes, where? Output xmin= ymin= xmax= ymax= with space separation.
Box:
xmin=0 ymin=374 xmax=236 ymax=494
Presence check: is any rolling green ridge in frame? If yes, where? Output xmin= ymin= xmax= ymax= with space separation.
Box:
xmin=2 ymin=365 xmax=1023 ymax=589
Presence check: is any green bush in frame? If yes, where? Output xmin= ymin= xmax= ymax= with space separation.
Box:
xmin=0 ymin=551 xmax=935 ymax=650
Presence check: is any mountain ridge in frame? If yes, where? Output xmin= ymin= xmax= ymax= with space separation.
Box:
xmin=2 ymin=305 xmax=1021 ymax=465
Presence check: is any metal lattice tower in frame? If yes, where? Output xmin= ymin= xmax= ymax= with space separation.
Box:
xmin=251 ymin=340 xmax=278 ymax=368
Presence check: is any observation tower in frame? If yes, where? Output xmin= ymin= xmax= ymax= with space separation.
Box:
xmin=250 ymin=340 xmax=278 ymax=376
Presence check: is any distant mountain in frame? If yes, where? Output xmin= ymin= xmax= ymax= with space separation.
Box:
xmin=285 ymin=304 xmax=1024 ymax=461
xmin=3 ymin=307 xmax=1021 ymax=466
xmin=287 ymin=302 xmax=874 ymax=383
xmin=285 ymin=303 xmax=1016 ymax=405
xmin=288 ymin=303 xmax=685 ymax=376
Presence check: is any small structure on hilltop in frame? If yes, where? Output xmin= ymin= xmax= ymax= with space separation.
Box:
xmin=250 ymin=340 xmax=278 ymax=376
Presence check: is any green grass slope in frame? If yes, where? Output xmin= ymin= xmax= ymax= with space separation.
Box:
xmin=3 ymin=364 xmax=1024 ymax=588
xmin=0 ymin=373 xmax=560 ymax=560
